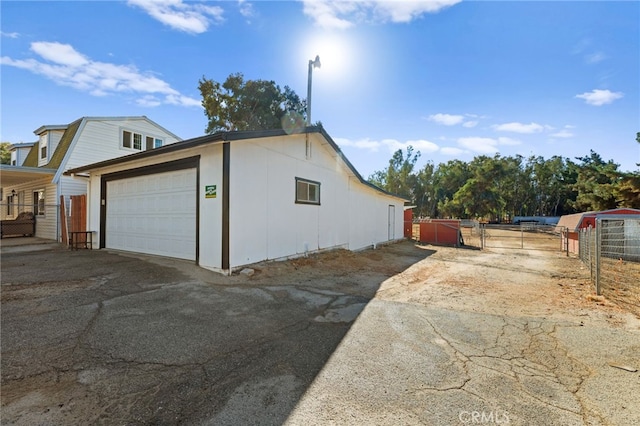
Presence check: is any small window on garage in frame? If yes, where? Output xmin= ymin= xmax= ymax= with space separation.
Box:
xmin=295 ymin=177 xmax=320 ymax=205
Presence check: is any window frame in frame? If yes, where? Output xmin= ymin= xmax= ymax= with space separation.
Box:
xmin=7 ymin=195 xmax=15 ymax=216
xmin=295 ymin=177 xmax=321 ymax=205
xmin=122 ymin=129 xmax=163 ymax=151
xmin=39 ymin=134 xmax=48 ymax=160
xmin=33 ymin=190 xmax=45 ymax=216
xmin=146 ymin=136 xmax=164 ymax=150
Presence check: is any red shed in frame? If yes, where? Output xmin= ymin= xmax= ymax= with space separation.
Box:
xmin=557 ymin=208 xmax=640 ymax=254
xmin=416 ymin=219 xmax=462 ymax=247
xmin=403 ymin=206 xmax=415 ymax=238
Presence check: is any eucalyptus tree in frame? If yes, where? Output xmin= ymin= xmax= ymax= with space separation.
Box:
xmin=369 ymin=147 xmax=421 ymax=201
xmin=198 ymin=73 xmax=306 ymax=133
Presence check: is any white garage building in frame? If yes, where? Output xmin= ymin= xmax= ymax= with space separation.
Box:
xmin=66 ymin=127 xmax=407 ymax=274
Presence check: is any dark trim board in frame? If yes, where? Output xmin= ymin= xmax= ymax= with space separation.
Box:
xmin=222 ymin=143 xmax=230 ymax=271
xmin=99 ymin=156 xmax=201 ymax=263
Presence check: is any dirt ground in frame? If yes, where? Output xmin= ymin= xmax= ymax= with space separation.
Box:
xmin=2 ymin=234 xmax=640 ymax=425
xmin=387 ymin=229 xmax=638 ymax=326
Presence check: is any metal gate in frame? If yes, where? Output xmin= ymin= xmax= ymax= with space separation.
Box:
xmin=481 ymin=223 xmax=567 ymax=253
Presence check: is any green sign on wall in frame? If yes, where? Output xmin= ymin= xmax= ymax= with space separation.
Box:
xmin=205 ymin=185 xmax=217 ymax=199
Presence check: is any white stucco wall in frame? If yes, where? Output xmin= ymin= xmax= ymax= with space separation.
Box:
xmin=228 ymin=133 xmax=404 ymax=269
xmin=197 ymin=144 xmax=223 ymax=271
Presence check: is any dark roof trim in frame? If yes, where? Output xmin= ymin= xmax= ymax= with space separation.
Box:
xmin=65 ymin=127 xmax=408 ymax=201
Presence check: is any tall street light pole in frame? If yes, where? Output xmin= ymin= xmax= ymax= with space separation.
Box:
xmin=306 ymin=55 xmax=321 ymax=126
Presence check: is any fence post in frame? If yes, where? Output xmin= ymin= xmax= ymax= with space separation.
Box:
xmin=565 ymin=227 xmax=569 ymax=257
xmin=595 ymin=219 xmax=601 ymax=295
xmin=481 ymin=223 xmax=485 ymax=250
xmin=434 ymin=222 xmax=438 ymax=245
xmin=520 ymin=225 xmax=524 ymax=249
xmin=587 ymin=225 xmax=596 ymax=284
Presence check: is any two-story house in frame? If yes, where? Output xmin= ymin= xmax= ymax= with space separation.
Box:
xmin=1 ymin=116 xmax=181 ymax=240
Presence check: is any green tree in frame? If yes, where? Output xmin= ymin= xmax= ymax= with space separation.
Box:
xmin=414 ymin=161 xmax=437 ymax=218
xmin=528 ymin=155 xmax=576 ymax=217
xmin=0 ymin=142 xmax=11 ymax=164
xmin=369 ymin=147 xmax=420 ymax=200
xmin=614 ymin=132 xmax=640 ymax=207
xmin=571 ymin=150 xmax=621 ymax=211
xmin=433 ymin=160 xmax=470 ymax=218
xmin=615 ymin=172 xmax=640 ymax=208
xmin=198 ymin=73 xmax=306 ymax=133
xmin=496 ymin=155 xmax=531 ymax=220
xmin=451 ymin=155 xmax=506 ymax=220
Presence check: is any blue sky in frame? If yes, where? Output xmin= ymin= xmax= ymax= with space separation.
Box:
xmin=1 ymin=0 xmax=639 ymax=177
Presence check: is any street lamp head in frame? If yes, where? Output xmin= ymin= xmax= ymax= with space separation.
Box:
xmin=310 ymin=55 xmax=321 ymax=69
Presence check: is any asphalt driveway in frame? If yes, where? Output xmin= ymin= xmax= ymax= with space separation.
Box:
xmin=1 ymin=241 xmax=429 ymax=425
xmin=2 ymin=239 xmax=639 ymax=425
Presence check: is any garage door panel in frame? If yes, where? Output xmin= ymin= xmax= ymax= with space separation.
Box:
xmin=106 ymin=169 xmax=196 ymax=260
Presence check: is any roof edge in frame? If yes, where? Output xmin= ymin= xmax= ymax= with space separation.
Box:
xmin=64 ymin=126 xmax=409 ymax=201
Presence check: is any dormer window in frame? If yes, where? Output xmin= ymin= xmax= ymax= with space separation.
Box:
xmin=146 ymin=136 xmax=163 ymax=150
xmin=38 ymin=133 xmax=49 ymax=165
xmin=39 ymin=134 xmax=48 ymax=160
xmin=122 ymin=130 xmax=163 ymax=151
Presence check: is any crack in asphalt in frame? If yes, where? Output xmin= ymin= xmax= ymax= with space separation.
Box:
xmin=409 ymin=309 xmax=603 ymax=422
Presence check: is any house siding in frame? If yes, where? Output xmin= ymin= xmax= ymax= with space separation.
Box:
xmin=64 ymin=119 xmax=181 ymax=174
xmin=1 ymin=177 xmax=58 ymax=239
xmin=48 ymin=130 xmax=65 ymax=162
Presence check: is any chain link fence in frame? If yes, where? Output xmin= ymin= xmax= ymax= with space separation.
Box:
xmin=578 ymin=215 xmax=640 ymax=317
xmin=480 ymin=223 xmax=566 ymax=252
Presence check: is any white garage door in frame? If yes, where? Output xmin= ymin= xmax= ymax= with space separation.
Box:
xmin=106 ymin=168 xmax=197 ymax=260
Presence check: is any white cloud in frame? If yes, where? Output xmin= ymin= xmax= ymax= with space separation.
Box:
xmin=550 ymin=129 xmax=574 ymax=138
xmin=458 ymin=137 xmax=499 ymax=154
xmin=301 ymin=0 xmax=460 ymax=29
xmin=575 ymin=89 xmax=624 ymax=106
xmin=238 ymin=0 xmax=255 ymax=19
xmin=371 ymin=0 xmax=462 ymax=22
xmin=334 ymin=137 xmax=382 ymax=151
xmin=428 ymin=113 xmax=464 ymax=126
xmin=31 ymin=41 xmax=89 ymax=67
xmin=492 ymin=122 xmax=545 ymax=134
xmin=428 ymin=113 xmax=480 ymax=128
xmin=585 ymin=51 xmax=606 ymax=64
xmin=1 ymin=41 xmax=201 ymax=107
xmin=1 ymin=31 xmax=19 ymax=38
xmin=386 ymin=139 xmax=439 ymax=153
xmin=301 ymin=0 xmax=356 ymax=29
xmin=335 ymin=136 xmax=439 ymax=153
xmin=457 ymin=136 xmax=521 ymax=154
xmin=128 ymin=0 xmax=224 ymax=34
